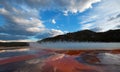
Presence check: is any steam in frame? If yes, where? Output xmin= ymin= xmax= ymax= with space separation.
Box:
xmin=29 ymin=42 xmax=120 ymax=50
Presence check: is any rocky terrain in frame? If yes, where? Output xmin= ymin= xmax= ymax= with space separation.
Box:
xmin=38 ymin=29 xmax=120 ymax=42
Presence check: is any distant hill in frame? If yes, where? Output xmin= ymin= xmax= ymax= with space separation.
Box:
xmin=0 ymin=42 xmax=29 ymax=47
xmin=38 ymin=29 xmax=120 ymax=42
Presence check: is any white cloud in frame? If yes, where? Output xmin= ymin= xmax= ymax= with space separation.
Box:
xmin=12 ymin=17 xmax=44 ymax=28
xmin=0 ymin=40 xmax=36 ymax=42
xmin=81 ymin=23 xmax=93 ymax=30
xmin=0 ymin=7 xmax=45 ymax=36
xmin=51 ymin=29 xmax=64 ymax=36
xmin=0 ymin=8 xmax=9 ymax=15
xmin=0 ymin=6 xmax=63 ymax=40
xmin=0 ymin=0 xmax=101 ymax=41
xmin=63 ymin=11 xmax=68 ymax=16
xmin=96 ymin=17 xmax=120 ymax=32
xmin=0 ymin=0 xmax=101 ymax=15
xmin=52 ymin=19 xmax=56 ymax=24
xmin=80 ymin=0 xmax=120 ymax=32
xmin=35 ymin=29 xmax=64 ymax=39
xmin=64 ymin=0 xmax=101 ymax=14
xmin=26 ymin=27 xmax=45 ymax=33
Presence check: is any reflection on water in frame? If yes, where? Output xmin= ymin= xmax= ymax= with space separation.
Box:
xmin=0 ymin=42 xmax=120 ymax=72
xmin=0 ymin=49 xmax=120 ymax=72
xmin=0 ymin=49 xmax=37 ymax=58
xmin=98 ymin=53 xmax=120 ymax=65
xmin=0 ymin=48 xmax=29 ymax=53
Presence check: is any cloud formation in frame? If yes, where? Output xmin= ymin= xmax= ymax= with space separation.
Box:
xmin=0 ymin=0 xmax=101 ymax=14
xmin=0 ymin=4 xmax=45 ymax=36
xmin=52 ymin=19 xmax=56 ymax=24
xmin=80 ymin=0 xmax=120 ymax=32
xmin=35 ymin=29 xmax=64 ymax=39
xmin=0 ymin=0 xmax=100 ymax=41
xmin=0 ymin=33 xmax=28 ymax=40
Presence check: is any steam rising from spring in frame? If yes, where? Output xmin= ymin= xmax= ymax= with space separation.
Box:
xmin=29 ymin=42 xmax=120 ymax=50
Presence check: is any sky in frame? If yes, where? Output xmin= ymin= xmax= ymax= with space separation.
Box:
xmin=0 ymin=0 xmax=120 ymax=42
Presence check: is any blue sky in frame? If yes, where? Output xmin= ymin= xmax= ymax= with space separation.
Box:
xmin=0 ymin=0 xmax=120 ymax=42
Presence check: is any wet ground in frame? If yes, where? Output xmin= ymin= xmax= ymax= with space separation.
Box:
xmin=0 ymin=48 xmax=120 ymax=72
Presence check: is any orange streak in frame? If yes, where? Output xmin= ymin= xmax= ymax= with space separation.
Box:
xmin=45 ymin=57 xmax=100 ymax=72
xmin=0 ymin=51 xmax=50 ymax=65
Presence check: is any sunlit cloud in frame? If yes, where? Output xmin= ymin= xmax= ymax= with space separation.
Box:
xmin=52 ymin=19 xmax=56 ymax=24
xmin=80 ymin=0 xmax=120 ymax=32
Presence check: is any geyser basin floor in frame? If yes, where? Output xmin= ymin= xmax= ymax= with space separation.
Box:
xmin=0 ymin=48 xmax=120 ymax=72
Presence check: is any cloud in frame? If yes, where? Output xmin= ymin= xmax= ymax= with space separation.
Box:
xmin=0 ymin=40 xmax=35 ymax=42
xmin=0 ymin=6 xmax=63 ymax=41
xmin=62 ymin=0 xmax=101 ymax=14
xmin=51 ymin=19 xmax=56 ymax=24
xmin=51 ymin=29 xmax=64 ymax=36
xmin=80 ymin=0 xmax=120 ymax=32
xmin=0 ymin=0 xmax=101 ymax=41
xmin=108 ymin=14 xmax=120 ymax=21
xmin=0 ymin=6 xmax=45 ymax=36
xmin=0 ymin=0 xmax=101 ymax=14
xmin=35 ymin=29 xmax=64 ymax=39
xmin=117 ymin=25 xmax=120 ymax=28
xmin=0 ymin=33 xmax=28 ymax=40
xmin=91 ymin=27 xmax=102 ymax=32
